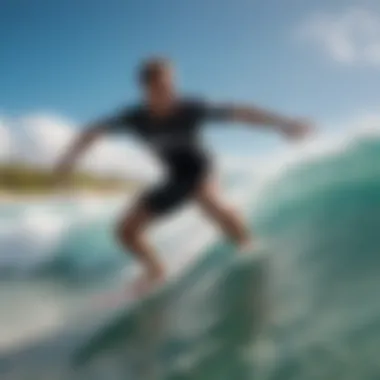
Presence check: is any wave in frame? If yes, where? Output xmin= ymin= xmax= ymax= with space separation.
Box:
xmin=1 ymin=131 xmax=380 ymax=379
xmin=69 ymin=131 xmax=380 ymax=379
xmin=0 ymin=200 xmax=122 ymax=279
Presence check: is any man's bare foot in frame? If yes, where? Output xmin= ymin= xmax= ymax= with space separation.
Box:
xmin=133 ymin=266 xmax=166 ymax=297
xmin=238 ymin=240 xmax=254 ymax=254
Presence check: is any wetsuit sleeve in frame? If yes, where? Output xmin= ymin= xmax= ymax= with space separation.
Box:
xmin=101 ymin=108 xmax=139 ymax=134
xmin=191 ymin=99 xmax=234 ymax=123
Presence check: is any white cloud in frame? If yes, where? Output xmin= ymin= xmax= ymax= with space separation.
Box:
xmin=298 ymin=7 xmax=380 ymax=66
xmin=14 ymin=114 xmax=76 ymax=167
xmin=0 ymin=119 xmax=12 ymax=161
xmin=0 ymin=113 xmax=160 ymax=182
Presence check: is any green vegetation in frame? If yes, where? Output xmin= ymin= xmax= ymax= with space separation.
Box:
xmin=0 ymin=163 xmax=138 ymax=195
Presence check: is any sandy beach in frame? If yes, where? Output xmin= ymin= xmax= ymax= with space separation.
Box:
xmin=0 ymin=190 xmax=132 ymax=205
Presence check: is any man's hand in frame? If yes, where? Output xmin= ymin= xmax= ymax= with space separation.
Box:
xmin=280 ymin=119 xmax=314 ymax=141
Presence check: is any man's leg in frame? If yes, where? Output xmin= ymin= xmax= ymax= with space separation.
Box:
xmin=115 ymin=201 xmax=165 ymax=290
xmin=196 ymin=180 xmax=253 ymax=250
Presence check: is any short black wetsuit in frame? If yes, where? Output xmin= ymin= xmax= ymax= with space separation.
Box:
xmin=107 ymin=98 xmax=231 ymax=215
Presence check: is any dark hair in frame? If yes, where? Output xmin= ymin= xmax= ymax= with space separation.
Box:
xmin=138 ymin=57 xmax=172 ymax=86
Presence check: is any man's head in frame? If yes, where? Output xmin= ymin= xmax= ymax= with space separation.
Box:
xmin=138 ymin=57 xmax=175 ymax=106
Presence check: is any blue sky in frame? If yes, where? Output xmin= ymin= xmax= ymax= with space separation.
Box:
xmin=1 ymin=0 xmax=380 ymax=160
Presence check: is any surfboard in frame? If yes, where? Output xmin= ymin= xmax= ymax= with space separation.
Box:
xmin=73 ymin=272 xmax=183 ymax=367
xmin=72 ymin=243 xmax=270 ymax=367
xmin=92 ymin=272 xmax=170 ymax=310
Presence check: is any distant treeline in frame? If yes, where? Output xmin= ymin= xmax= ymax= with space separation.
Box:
xmin=0 ymin=163 xmax=137 ymax=194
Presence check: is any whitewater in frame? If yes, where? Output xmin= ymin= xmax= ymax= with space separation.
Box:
xmin=1 ymin=129 xmax=380 ymax=380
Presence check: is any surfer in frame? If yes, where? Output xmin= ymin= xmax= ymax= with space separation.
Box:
xmin=55 ymin=57 xmax=311 ymax=293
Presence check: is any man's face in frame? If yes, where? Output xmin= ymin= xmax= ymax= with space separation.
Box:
xmin=143 ymin=68 xmax=175 ymax=104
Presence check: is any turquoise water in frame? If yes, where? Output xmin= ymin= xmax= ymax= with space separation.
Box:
xmin=1 ymin=133 xmax=380 ymax=379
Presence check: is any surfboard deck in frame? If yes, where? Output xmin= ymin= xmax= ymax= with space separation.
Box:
xmin=73 ymin=243 xmax=270 ymax=367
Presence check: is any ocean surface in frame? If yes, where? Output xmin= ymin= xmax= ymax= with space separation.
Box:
xmin=1 ymin=131 xmax=380 ymax=380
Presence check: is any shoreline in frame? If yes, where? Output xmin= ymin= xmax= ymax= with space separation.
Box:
xmin=0 ymin=190 xmax=132 ymax=205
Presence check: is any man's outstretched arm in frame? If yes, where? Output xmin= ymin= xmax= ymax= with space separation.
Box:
xmin=209 ymin=102 xmax=313 ymax=139
xmin=54 ymin=121 xmax=110 ymax=184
